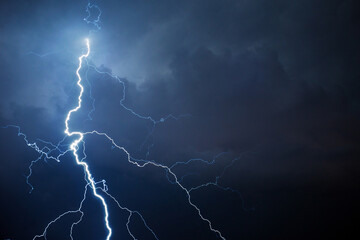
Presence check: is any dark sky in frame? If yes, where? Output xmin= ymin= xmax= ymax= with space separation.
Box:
xmin=1 ymin=0 xmax=360 ymax=239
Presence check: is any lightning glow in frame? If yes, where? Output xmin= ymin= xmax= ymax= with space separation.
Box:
xmin=0 ymin=1 xmax=249 ymax=239
xmin=63 ymin=38 xmax=112 ymax=240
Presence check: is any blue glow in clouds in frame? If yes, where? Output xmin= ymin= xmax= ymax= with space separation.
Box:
xmin=0 ymin=1 xmax=245 ymax=239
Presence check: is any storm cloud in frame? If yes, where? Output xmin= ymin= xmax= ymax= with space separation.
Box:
xmin=1 ymin=0 xmax=360 ymax=239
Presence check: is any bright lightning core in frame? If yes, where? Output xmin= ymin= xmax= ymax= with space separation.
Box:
xmin=64 ymin=38 xmax=111 ymax=240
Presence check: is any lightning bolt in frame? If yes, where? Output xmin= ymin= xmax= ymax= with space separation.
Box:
xmin=0 ymin=1 xmax=251 ymax=239
xmin=63 ymin=38 xmax=112 ymax=240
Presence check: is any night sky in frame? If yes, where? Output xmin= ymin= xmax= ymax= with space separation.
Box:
xmin=1 ymin=0 xmax=360 ymax=239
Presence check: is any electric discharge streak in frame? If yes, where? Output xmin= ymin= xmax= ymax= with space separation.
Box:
xmin=64 ymin=38 xmax=112 ymax=240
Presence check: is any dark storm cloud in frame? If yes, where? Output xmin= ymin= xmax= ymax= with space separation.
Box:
xmin=90 ymin=0 xmax=360 ymax=187
xmin=0 ymin=0 xmax=359 ymax=191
